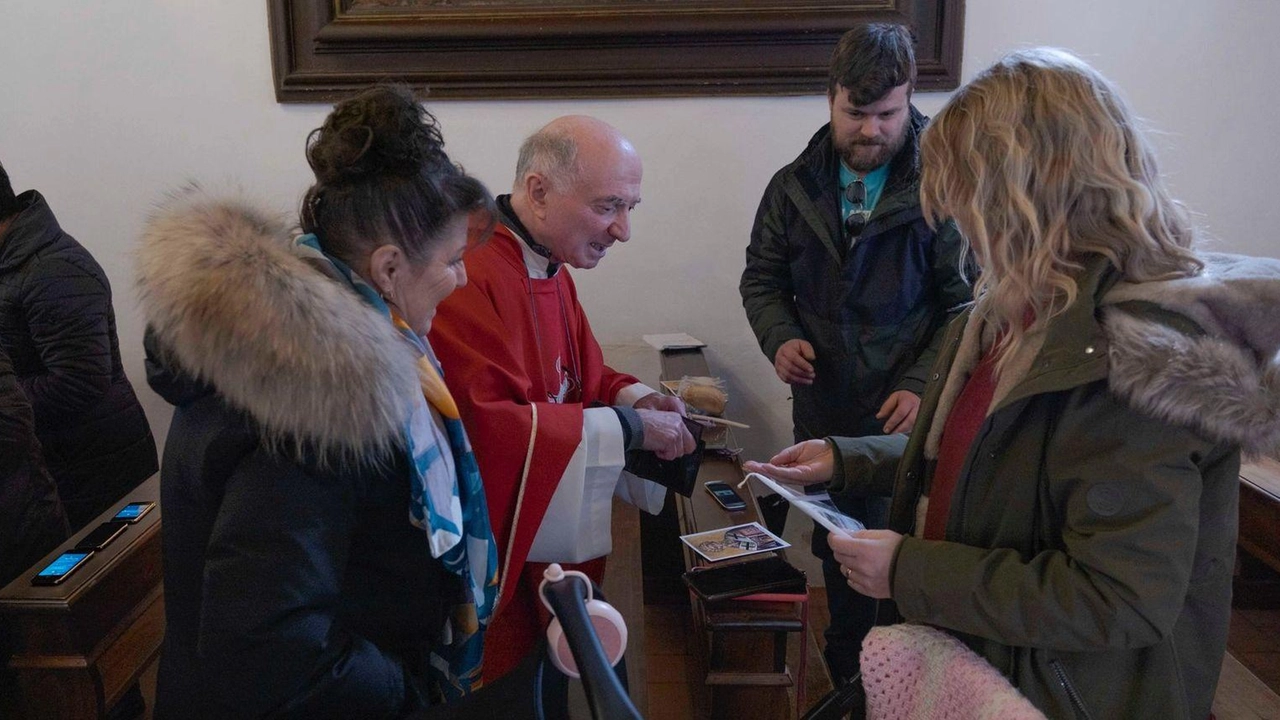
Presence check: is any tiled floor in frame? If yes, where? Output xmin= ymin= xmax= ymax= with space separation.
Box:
xmin=1232 ymin=605 xmax=1280 ymax=694
xmin=1229 ymin=555 xmax=1280 ymax=697
xmin=645 ymin=601 xmax=703 ymax=720
xmin=643 ymin=578 xmax=831 ymax=720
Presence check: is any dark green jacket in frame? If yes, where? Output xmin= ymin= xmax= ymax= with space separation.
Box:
xmin=827 ymin=253 xmax=1280 ymax=718
xmin=740 ymin=111 xmax=972 ymax=440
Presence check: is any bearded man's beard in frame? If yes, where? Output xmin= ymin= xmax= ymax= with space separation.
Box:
xmin=842 ymin=129 xmax=908 ymax=173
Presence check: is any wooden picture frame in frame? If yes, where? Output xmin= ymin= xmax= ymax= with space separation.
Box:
xmin=268 ymin=0 xmax=964 ymax=102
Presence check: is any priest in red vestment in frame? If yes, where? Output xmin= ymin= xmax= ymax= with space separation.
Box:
xmin=429 ymin=115 xmax=697 ymax=681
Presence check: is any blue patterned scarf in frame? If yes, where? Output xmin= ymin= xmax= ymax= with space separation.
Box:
xmin=294 ymin=235 xmax=499 ymax=699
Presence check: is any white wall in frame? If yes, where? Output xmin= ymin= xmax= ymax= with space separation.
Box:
xmin=3 ymin=0 xmax=1278 ymax=459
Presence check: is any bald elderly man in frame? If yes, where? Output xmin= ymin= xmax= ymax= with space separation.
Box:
xmin=429 ymin=116 xmax=695 ymax=681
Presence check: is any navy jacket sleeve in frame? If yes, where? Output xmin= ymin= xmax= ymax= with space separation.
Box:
xmin=894 ymin=220 xmax=973 ymax=396
xmin=741 ymin=169 xmax=807 ymax=363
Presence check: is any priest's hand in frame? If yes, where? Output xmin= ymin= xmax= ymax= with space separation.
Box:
xmin=636 ymin=409 xmax=697 ymax=460
xmin=742 ymin=439 xmax=833 ymax=486
xmin=634 ymin=391 xmax=687 ymax=416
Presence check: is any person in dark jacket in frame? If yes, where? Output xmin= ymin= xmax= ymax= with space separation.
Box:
xmin=746 ymin=48 xmax=1277 ymax=718
xmin=0 ymin=160 xmax=157 ymax=531
xmin=0 ymin=343 xmax=69 ymax=720
xmin=738 ymin=24 xmax=972 ymax=681
xmin=0 ymin=343 xmax=68 ymax=587
xmin=137 ymin=86 xmax=501 ymax=718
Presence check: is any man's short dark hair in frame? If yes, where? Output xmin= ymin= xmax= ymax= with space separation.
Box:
xmin=0 ymin=160 xmax=19 ymax=221
xmin=827 ymin=23 xmax=917 ymax=105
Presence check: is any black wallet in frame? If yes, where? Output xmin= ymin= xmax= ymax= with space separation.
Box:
xmin=622 ymin=416 xmax=705 ymax=497
xmin=682 ymin=555 xmax=806 ymax=602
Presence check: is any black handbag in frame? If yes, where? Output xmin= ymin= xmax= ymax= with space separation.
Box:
xmin=621 ymin=416 xmax=705 ymax=497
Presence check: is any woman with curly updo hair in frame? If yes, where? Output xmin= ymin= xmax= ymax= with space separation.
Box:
xmin=138 ymin=85 xmax=501 ymax=718
xmin=748 ymin=49 xmax=1280 ymax=717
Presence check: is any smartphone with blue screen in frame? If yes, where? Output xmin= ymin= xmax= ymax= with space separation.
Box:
xmin=31 ymin=551 xmax=94 ymax=586
xmin=111 ymin=501 xmax=156 ymax=524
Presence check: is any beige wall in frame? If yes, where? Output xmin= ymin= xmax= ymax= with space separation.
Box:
xmin=2 ymin=0 xmax=1278 ymax=458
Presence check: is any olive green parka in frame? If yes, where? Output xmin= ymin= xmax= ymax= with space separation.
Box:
xmin=826 ymin=253 xmax=1280 ymax=718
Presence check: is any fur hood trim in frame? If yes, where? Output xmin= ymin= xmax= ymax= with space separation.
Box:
xmin=1102 ymin=253 xmax=1280 ymax=458
xmin=136 ymin=191 xmax=419 ymax=459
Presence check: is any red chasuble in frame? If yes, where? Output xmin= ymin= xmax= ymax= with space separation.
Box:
xmin=429 ymin=225 xmax=639 ymax=681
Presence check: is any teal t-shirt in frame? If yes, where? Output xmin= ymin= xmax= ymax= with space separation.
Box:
xmin=839 ymin=161 xmax=890 ymax=233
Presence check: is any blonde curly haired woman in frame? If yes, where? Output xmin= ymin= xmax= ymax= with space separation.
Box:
xmin=748 ymin=48 xmax=1280 ymax=718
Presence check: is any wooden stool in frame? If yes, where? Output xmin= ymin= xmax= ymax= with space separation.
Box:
xmin=697 ymin=587 xmax=810 ymax=718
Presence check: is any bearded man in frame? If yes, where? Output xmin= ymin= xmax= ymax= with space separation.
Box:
xmin=738 ymin=23 xmax=972 ymax=683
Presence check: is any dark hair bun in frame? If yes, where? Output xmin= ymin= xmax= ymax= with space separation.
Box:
xmin=306 ymin=85 xmax=450 ymax=185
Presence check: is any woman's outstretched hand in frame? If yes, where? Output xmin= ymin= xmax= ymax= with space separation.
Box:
xmin=742 ymin=439 xmax=834 ymax=485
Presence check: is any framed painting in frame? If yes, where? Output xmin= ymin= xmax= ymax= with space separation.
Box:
xmin=268 ymin=0 xmax=964 ymax=101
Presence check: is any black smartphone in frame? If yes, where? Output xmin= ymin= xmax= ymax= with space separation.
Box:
xmin=705 ymin=480 xmax=747 ymax=511
xmin=111 ymin=501 xmax=156 ymax=524
xmin=74 ymin=521 xmax=130 ymax=552
xmin=31 ymin=550 xmax=94 ymax=586
xmin=683 ymin=555 xmax=806 ymax=602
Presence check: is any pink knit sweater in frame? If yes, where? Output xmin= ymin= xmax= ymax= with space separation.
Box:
xmin=860 ymin=624 xmax=1046 ymax=720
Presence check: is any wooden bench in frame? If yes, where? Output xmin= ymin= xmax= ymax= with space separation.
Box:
xmin=0 ymin=478 xmax=644 ymax=720
xmin=659 ymin=347 xmax=810 ymax=720
xmin=0 ymin=474 xmax=163 ymax=720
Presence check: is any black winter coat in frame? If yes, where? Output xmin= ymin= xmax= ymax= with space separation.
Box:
xmin=0 ymin=343 xmax=67 ymax=589
xmin=0 ymin=191 xmax=156 ymax=528
xmin=0 ymin=345 xmax=69 ymax=720
xmin=147 ymin=339 xmax=458 ymax=719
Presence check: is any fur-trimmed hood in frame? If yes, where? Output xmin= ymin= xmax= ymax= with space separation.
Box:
xmin=1102 ymin=252 xmax=1280 ymax=458
xmin=136 ymin=191 xmax=420 ymax=459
